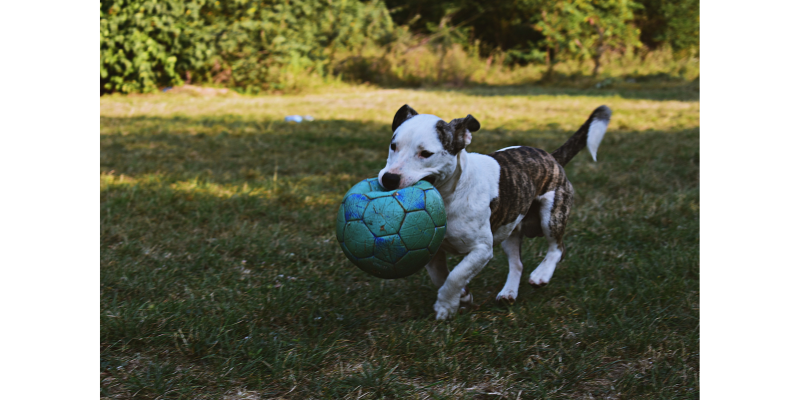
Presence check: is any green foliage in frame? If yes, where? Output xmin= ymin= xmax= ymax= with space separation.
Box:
xmin=535 ymin=0 xmax=641 ymax=75
xmin=100 ymin=0 xmax=209 ymax=93
xmin=100 ymin=0 xmax=398 ymax=93
xmin=635 ymin=0 xmax=699 ymax=55
xmin=100 ymin=0 xmax=698 ymax=93
xmin=201 ymin=0 xmax=397 ymax=93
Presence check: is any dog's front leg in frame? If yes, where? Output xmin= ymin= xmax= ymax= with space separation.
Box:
xmin=426 ymin=249 xmax=474 ymax=308
xmin=433 ymin=242 xmax=493 ymax=320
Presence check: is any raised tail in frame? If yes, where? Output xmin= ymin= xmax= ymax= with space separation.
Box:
xmin=550 ymin=105 xmax=612 ymax=166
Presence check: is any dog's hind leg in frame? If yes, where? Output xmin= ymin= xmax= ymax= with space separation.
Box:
xmin=529 ymin=185 xmax=573 ymax=288
xmin=496 ymin=227 xmax=524 ymax=304
xmin=426 ymin=249 xmax=473 ymax=307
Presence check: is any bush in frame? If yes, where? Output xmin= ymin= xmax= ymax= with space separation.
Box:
xmin=100 ymin=0 xmax=208 ymax=93
xmin=100 ymin=0 xmax=398 ymax=94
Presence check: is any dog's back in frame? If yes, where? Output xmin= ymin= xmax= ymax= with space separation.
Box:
xmin=488 ymin=147 xmax=568 ymax=236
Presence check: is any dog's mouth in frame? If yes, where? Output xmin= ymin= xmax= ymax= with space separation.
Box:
xmin=422 ymin=175 xmax=436 ymax=185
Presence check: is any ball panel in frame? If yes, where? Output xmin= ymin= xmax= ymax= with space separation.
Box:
xmin=394 ymin=248 xmax=433 ymax=277
xmin=344 ymin=180 xmax=374 ymax=197
xmin=365 ymin=191 xmax=394 ymax=199
xmin=424 ymin=188 xmax=447 ymax=226
xmin=336 ymin=204 xmax=346 ymax=242
xmin=354 ymin=257 xmax=395 ymax=279
xmin=374 ymin=234 xmax=408 ymax=264
xmin=343 ymin=220 xmax=375 ymax=258
xmin=413 ymin=180 xmax=434 ymax=190
xmin=428 ymin=226 xmax=447 ymax=254
xmin=339 ymin=241 xmax=359 ymax=264
xmin=343 ymin=193 xmax=370 ymax=221
xmin=367 ymin=178 xmax=385 ymax=192
xmin=395 ymin=187 xmax=425 ymax=212
xmin=364 ymin=196 xmax=405 ymax=236
xmin=398 ymin=210 xmax=435 ymax=250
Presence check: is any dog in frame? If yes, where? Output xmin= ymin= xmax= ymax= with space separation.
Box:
xmin=378 ymin=104 xmax=611 ymax=320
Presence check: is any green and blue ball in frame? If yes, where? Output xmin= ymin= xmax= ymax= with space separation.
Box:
xmin=336 ymin=178 xmax=447 ymax=279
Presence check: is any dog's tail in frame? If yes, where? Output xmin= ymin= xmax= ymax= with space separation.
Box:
xmin=550 ymin=105 xmax=611 ymax=166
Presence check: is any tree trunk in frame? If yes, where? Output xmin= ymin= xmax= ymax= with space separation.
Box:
xmin=593 ymin=27 xmax=605 ymax=77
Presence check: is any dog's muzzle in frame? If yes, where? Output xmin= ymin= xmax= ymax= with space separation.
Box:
xmin=381 ymin=173 xmax=401 ymax=190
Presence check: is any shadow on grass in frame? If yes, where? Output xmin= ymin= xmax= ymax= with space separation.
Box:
xmin=101 ymin=114 xmax=697 ymax=181
xmin=101 ymin=115 xmax=699 ymax=398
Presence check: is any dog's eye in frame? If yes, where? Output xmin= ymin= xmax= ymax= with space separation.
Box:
xmin=420 ymin=150 xmax=433 ymax=158
xmin=390 ymin=143 xmax=397 ymax=151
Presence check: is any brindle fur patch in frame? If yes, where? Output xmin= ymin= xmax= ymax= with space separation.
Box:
xmin=488 ymin=147 xmax=571 ymax=239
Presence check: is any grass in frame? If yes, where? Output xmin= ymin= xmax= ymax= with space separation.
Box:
xmin=333 ymin=45 xmax=699 ymax=92
xmin=101 ymin=84 xmax=699 ymax=399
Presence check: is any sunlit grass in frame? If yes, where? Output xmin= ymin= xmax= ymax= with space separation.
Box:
xmin=101 ymin=85 xmax=698 ymax=399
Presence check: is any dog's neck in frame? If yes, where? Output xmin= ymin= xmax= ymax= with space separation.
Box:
xmin=435 ymin=149 xmax=468 ymax=199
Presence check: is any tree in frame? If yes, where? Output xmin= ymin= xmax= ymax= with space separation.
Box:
xmin=534 ymin=0 xmax=640 ymax=76
xmin=634 ymin=0 xmax=699 ymax=55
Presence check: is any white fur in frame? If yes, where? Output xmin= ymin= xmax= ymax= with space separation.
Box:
xmin=528 ymin=191 xmax=562 ymax=286
xmin=431 ymin=151 xmax=500 ymax=319
xmin=496 ymin=230 xmax=523 ymax=302
xmin=587 ymin=119 xmax=608 ymax=161
xmin=380 ymin=116 xmax=504 ymax=319
xmin=380 ymin=114 xmax=567 ymax=319
xmin=493 ymin=215 xmax=524 ymax=246
xmin=379 ymin=114 xmax=451 ymax=189
xmin=496 ymin=146 xmax=521 ymax=152
xmin=537 ymin=191 xmax=555 ymax=237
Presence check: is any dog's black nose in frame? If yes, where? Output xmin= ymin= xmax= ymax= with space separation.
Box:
xmin=381 ymin=173 xmax=401 ymax=190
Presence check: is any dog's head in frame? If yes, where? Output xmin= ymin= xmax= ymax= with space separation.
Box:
xmin=378 ymin=105 xmax=480 ymax=190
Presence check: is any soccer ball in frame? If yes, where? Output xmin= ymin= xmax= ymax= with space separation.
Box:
xmin=336 ymin=178 xmax=447 ymax=279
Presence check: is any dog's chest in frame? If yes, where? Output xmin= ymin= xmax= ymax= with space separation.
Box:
xmin=440 ymin=207 xmax=487 ymax=254
xmin=437 ymin=153 xmax=500 ymax=254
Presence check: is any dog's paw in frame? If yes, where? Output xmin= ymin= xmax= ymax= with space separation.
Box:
xmin=433 ymin=297 xmax=460 ymax=320
xmin=495 ymin=288 xmax=517 ymax=304
xmin=528 ymin=267 xmax=554 ymax=288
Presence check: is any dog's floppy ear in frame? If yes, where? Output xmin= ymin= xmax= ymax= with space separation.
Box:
xmin=437 ymin=114 xmax=481 ymax=154
xmin=460 ymin=114 xmax=480 ymax=134
xmin=453 ymin=114 xmax=480 ymax=148
xmin=392 ymin=104 xmax=419 ymax=132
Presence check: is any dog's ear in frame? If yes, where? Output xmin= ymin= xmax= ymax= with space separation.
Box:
xmin=437 ymin=114 xmax=481 ymax=154
xmin=453 ymin=114 xmax=480 ymax=148
xmin=462 ymin=114 xmax=480 ymax=132
xmin=392 ymin=104 xmax=419 ymax=132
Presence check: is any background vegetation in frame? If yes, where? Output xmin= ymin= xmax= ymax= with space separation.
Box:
xmin=100 ymin=0 xmax=698 ymax=94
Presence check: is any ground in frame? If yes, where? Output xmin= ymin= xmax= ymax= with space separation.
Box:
xmin=101 ymin=83 xmax=699 ymax=399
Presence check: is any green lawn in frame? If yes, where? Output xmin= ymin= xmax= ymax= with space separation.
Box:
xmin=101 ymin=84 xmax=699 ymax=399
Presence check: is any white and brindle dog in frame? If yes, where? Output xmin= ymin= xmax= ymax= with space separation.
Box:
xmin=378 ymin=104 xmax=611 ymax=320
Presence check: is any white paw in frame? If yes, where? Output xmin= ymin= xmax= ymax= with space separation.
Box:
xmin=495 ymin=288 xmax=517 ymax=303
xmin=433 ymin=296 xmax=460 ymax=320
xmin=528 ymin=266 xmax=555 ymax=288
